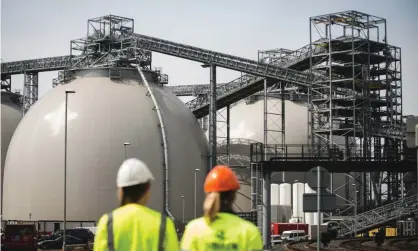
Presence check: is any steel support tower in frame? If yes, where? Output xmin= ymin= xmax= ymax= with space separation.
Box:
xmin=308 ymin=11 xmax=403 ymax=209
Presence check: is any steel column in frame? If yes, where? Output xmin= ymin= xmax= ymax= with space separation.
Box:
xmin=23 ymin=72 xmax=39 ymax=114
xmin=208 ymin=65 xmax=217 ymax=170
xmin=226 ymin=105 xmax=230 ymax=165
xmin=262 ymin=171 xmax=271 ymax=250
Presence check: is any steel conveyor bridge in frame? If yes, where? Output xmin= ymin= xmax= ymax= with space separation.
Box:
xmin=338 ymin=194 xmax=418 ymax=237
xmin=1 ymin=32 xmax=404 ymax=138
xmin=1 ymin=33 xmax=313 ymax=117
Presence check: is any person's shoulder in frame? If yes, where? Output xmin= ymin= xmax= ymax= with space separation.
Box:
xmin=185 ymin=217 xmax=207 ymax=230
xmin=114 ymin=204 xmax=159 ymax=218
xmin=231 ymin=216 xmax=259 ymax=233
xmin=97 ymin=212 xmax=110 ymax=225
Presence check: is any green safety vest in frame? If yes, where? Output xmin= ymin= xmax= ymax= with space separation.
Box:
xmin=93 ymin=204 xmax=179 ymax=251
xmin=180 ymin=212 xmax=263 ymax=251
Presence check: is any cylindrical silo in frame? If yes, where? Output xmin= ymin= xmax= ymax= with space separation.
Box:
xmin=304 ymin=183 xmax=315 ymax=226
xmin=303 ymin=183 xmax=323 ymax=225
xmin=278 ymin=183 xmax=292 ymax=222
xmin=292 ymin=182 xmax=304 ymax=220
xmin=1 ymin=91 xmax=23 ymax=216
xmin=313 ymin=213 xmax=323 ymax=225
xmin=271 ymin=183 xmax=280 ymax=205
xmin=305 ymin=211 xmax=313 ymax=226
xmin=2 ymin=68 xmax=208 ymax=223
xmin=279 ymin=183 xmax=291 ymax=206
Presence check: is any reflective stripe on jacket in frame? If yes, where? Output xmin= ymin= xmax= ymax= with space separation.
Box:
xmin=180 ymin=212 xmax=263 ymax=251
xmin=93 ymin=204 xmax=179 ymax=251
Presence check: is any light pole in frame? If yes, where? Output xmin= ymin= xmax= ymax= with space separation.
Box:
xmin=344 ymin=173 xmax=358 ymax=237
xmin=63 ymin=90 xmax=75 ymax=251
xmin=194 ymin=168 xmax=200 ymax=218
xmin=295 ymin=180 xmax=299 ymax=240
xmin=353 ymin=183 xmax=357 ymax=237
xmin=123 ymin=142 xmax=131 ymax=160
xmin=181 ymin=196 xmax=185 ymax=223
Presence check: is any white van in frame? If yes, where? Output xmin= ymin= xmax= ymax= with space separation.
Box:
xmin=280 ymin=230 xmax=308 ymax=242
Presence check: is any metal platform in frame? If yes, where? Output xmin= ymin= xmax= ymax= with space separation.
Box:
xmin=249 ymin=143 xmax=417 ymax=173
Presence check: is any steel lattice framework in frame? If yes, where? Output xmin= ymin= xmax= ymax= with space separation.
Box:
xmin=0 ymin=12 xmax=409 ymax=228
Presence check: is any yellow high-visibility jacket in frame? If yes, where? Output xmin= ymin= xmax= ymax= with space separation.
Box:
xmin=94 ymin=204 xmax=179 ymax=251
xmin=180 ymin=212 xmax=263 ymax=251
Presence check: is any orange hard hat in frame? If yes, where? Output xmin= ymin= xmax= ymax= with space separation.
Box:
xmin=204 ymin=165 xmax=240 ymax=193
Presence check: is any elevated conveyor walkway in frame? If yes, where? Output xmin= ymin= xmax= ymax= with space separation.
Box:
xmin=338 ymin=194 xmax=418 ymax=237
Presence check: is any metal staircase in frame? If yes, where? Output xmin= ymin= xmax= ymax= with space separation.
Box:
xmin=338 ymin=195 xmax=418 ymax=237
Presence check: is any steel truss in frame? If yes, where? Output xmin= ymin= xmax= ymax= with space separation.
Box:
xmin=0 ymin=13 xmax=408 ymax=216
xmin=1 ymin=75 xmax=11 ymax=91
xmin=71 ymin=15 xmax=152 ymax=70
xmin=308 ymin=10 xmax=404 ymax=209
xmin=22 ymin=72 xmax=38 ymax=114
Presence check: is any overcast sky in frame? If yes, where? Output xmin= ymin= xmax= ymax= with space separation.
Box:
xmin=1 ymin=0 xmax=417 ymax=115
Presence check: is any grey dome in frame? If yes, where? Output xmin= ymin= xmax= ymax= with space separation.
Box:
xmin=3 ymin=68 xmax=208 ymax=222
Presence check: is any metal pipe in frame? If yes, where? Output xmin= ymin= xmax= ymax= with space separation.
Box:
xmin=181 ymin=196 xmax=185 ymax=223
xmin=63 ymin=90 xmax=75 ymax=251
xmin=308 ymin=17 xmax=314 ymax=146
xmin=262 ymin=171 xmax=271 ymax=249
xmin=317 ymin=166 xmax=321 ymax=251
xmin=295 ymin=180 xmax=299 ymax=237
xmin=281 ymin=82 xmax=286 ymax=183
xmin=263 ymin=78 xmax=268 ymax=162
xmin=123 ymin=142 xmax=130 ymax=160
xmin=226 ymin=105 xmax=230 ymax=165
xmin=353 ymin=184 xmax=357 ymax=237
xmin=137 ymin=66 xmax=174 ymax=220
xmin=328 ymin=16 xmax=333 ymax=147
xmin=208 ymin=65 xmax=217 ymax=170
xmin=416 ymin=125 xmax=418 ymax=197
xmin=194 ymin=168 xmax=200 ymax=218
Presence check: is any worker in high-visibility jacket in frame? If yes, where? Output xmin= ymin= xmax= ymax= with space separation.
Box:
xmin=94 ymin=158 xmax=179 ymax=251
xmin=180 ymin=165 xmax=263 ymax=251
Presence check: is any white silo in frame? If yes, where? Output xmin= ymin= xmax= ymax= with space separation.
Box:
xmin=270 ymin=183 xmax=281 ymax=223
xmin=313 ymin=213 xmax=323 ymax=225
xmin=305 ymin=211 xmax=313 ymax=226
xmin=304 ymin=183 xmax=315 ymax=226
xmin=279 ymin=183 xmax=291 ymax=206
xmin=278 ymin=183 xmax=292 ymax=222
xmin=1 ymin=91 xmax=23 ymax=215
xmin=292 ymin=182 xmax=305 ymax=220
xmin=304 ymin=183 xmax=323 ymax=226
xmin=2 ymin=68 xmax=209 ymax=223
xmin=271 ymin=183 xmax=280 ymax=205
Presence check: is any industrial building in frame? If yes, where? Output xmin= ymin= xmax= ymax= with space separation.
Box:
xmin=0 ymin=10 xmax=417 ymax=239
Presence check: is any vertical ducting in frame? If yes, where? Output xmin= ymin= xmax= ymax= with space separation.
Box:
xmin=137 ymin=66 xmax=174 ymax=220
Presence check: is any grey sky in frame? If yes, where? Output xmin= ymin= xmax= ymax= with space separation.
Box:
xmin=1 ymin=0 xmax=417 ymax=115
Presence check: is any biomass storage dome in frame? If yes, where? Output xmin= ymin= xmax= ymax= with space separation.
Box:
xmin=1 ymin=91 xmax=23 ymax=213
xmin=210 ymin=97 xmax=350 ymax=212
xmin=3 ymin=68 xmax=209 ymax=222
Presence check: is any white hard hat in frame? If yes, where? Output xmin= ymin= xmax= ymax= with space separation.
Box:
xmin=116 ymin=158 xmax=155 ymax=188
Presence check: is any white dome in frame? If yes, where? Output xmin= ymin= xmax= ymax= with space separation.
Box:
xmin=3 ymin=68 xmax=208 ymax=222
xmin=1 ymin=91 xmax=23 ymax=213
xmin=207 ymin=97 xmax=351 ymax=212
